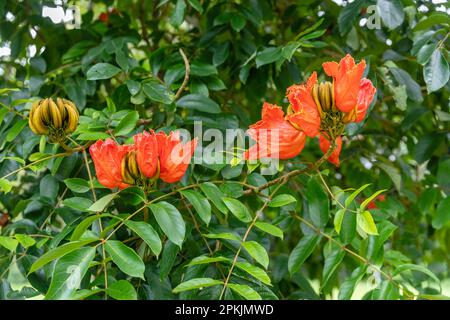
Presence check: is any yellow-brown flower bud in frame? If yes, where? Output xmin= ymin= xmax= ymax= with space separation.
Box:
xmin=29 ymin=98 xmax=79 ymax=137
xmin=121 ymin=151 xmax=143 ymax=185
xmin=312 ymin=81 xmax=334 ymax=119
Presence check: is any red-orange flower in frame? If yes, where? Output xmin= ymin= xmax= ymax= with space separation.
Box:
xmin=134 ymin=131 xmax=159 ymax=179
xmin=323 ymin=54 xmax=376 ymax=123
xmin=355 ymin=78 xmax=377 ymax=122
xmin=319 ymin=134 xmax=342 ymax=167
xmin=156 ymin=131 xmax=198 ymax=183
xmin=245 ymin=102 xmax=306 ymax=160
xmin=89 ymin=139 xmax=131 ymax=189
xmin=285 ymin=72 xmax=321 ymax=137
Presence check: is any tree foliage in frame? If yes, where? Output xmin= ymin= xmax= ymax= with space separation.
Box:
xmin=0 ymin=0 xmax=449 ymax=300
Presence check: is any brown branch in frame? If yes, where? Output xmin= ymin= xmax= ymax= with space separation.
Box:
xmin=174 ymin=49 xmax=190 ymax=100
xmin=243 ymin=140 xmax=337 ymax=196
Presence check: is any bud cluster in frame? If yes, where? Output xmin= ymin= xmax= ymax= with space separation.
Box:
xmin=29 ymin=98 xmax=79 ymax=142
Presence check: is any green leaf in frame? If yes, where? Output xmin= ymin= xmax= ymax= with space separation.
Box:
xmin=203 ymin=233 xmax=241 ymax=241
xmin=0 ymin=178 xmax=12 ymax=194
xmin=70 ymin=215 xmax=105 ymax=241
xmin=377 ymin=162 xmax=402 ymax=192
xmin=269 ymin=194 xmax=297 ymax=207
xmin=124 ymin=220 xmax=162 ymax=257
xmin=159 ymin=240 xmax=179 ymax=279
xmin=357 ymin=211 xmax=378 ymax=235
xmin=148 ymin=201 xmax=185 ymax=247
xmin=338 ymin=266 xmax=367 ymax=300
xmin=114 ymin=111 xmax=139 ymax=136
xmin=345 ymin=184 xmax=371 ymax=207
xmin=63 ymin=197 xmax=93 ymax=211
xmin=15 ymin=234 xmax=36 ymax=248
xmin=187 ymin=256 xmax=229 ymax=266
xmin=187 ymin=0 xmax=203 ymax=13
xmin=228 ymin=283 xmax=262 ymax=300
xmin=106 ymin=280 xmax=137 ymax=300
xmin=255 ymin=47 xmax=283 ymax=68
xmin=176 ymin=94 xmax=221 ymax=114
xmin=86 ymin=63 xmax=121 ymax=80
xmin=417 ymin=43 xmax=438 ymax=66
xmin=389 ymin=67 xmax=423 ymax=102
xmin=6 ymin=119 xmax=27 ymax=142
xmin=334 ymin=209 xmax=345 ymax=234
xmin=106 ymin=96 xmax=116 ymax=113
xmin=340 ymin=210 xmax=356 ymax=245
xmin=254 ymin=222 xmax=283 ymax=239
xmin=306 ymin=178 xmax=329 ymax=228
xmin=199 ymin=182 xmax=228 ymax=214
xmin=126 ymin=79 xmax=141 ymax=96
xmin=44 ymin=247 xmax=96 ymax=300
xmin=424 ymin=49 xmax=449 ymax=93
xmin=437 ymin=159 xmax=450 ymax=188
xmin=142 ymin=81 xmax=174 ymax=104
xmin=29 ymin=239 xmax=97 ymax=273
xmin=76 ymin=132 xmax=111 ymax=140
xmin=288 ymin=234 xmax=321 ymax=275
xmin=172 ymin=278 xmax=223 ymax=293
xmin=180 ymin=189 xmax=211 ymax=225
xmin=377 ymin=0 xmax=404 ymax=29
xmin=222 ymin=197 xmax=252 ymax=223
xmin=104 ymin=240 xmax=145 ymax=279
xmin=360 ymin=189 xmax=387 ymax=211
xmin=170 ymin=0 xmax=186 ymax=28
xmin=87 ymin=193 xmax=117 ymax=212
xmin=338 ymin=0 xmax=367 ymax=35
xmin=230 ymin=15 xmax=246 ymax=32
xmin=242 ymin=241 xmax=269 ymax=269
xmin=235 ymin=261 xmax=271 ymax=285
xmin=64 ymin=178 xmax=91 ymax=193
xmin=393 ymin=264 xmax=440 ymax=285
xmin=191 ymin=62 xmax=218 ymax=77
xmin=432 ymin=197 xmax=450 ymax=229
xmin=0 ymin=236 xmax=18 ymax=252
xmin=321 ymin=243 xmax=345 ymax=289
xmin=414 ymin=12 xmax=450 ymax=31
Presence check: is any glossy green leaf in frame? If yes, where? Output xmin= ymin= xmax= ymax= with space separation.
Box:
xmin=222 ymin=197 xmax=252 ymax=223
xmin=124 ymin=220 xmax=162 ymax=257
xmin=180 ymin=189 xmax=211 ymax=225
xmin=288 ymin=234 xmax=321 ymax=275
xmin=45 ymin=247 xmax=96 ymax=300
xmin=172 ymin=278 xmax=223 ymax=293
xmin=105 ymin=240 xmax=145 ymax=279
xmin=106 ymin=280 xmax=137 ymax=300
xmin=29 ymin=239 xmax=97 ymax=274
xmin=242 ymin=241 xmax=269 ymax=269
xmin=148 ymin=202 xmax=185 ymax=247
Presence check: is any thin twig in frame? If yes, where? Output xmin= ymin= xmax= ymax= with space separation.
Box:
xmin=243 ymin=140 xmax=337 ymax=195
xmin=174 ymin=49 xmax=190 ymax=100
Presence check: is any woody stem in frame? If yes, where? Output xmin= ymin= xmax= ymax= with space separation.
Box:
xmin=243 ymin=139 xmax=337 ymax=196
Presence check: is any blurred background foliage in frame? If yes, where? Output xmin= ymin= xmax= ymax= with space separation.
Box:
xmin=0 ymin=0 xmax=449 ymax=300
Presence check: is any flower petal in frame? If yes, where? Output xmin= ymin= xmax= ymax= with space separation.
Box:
xmin=324 ymin=54 xmax=366 ymax=113
xmin=134 ymin=130 xmax=159 ymax=179
xmin=355 ymin=78 xmax=376 ymax=122
xmin=245 ymin=102 xmax=306 ymax=160
xmin=89 ymin=139 xmax=130 ymax=189
xmin=286 ymin=72 xmax=320 ymax=137
xmin=157 ymin=131 xmax=197 ymax=183
xmin=319 ymin=134 xmax=342 ymax=167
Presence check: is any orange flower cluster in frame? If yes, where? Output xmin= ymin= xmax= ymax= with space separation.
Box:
xmin=246 ymin=54 xmax=376 ymax=167
xmin=90 ymin=131 xmax=197 ymax=190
